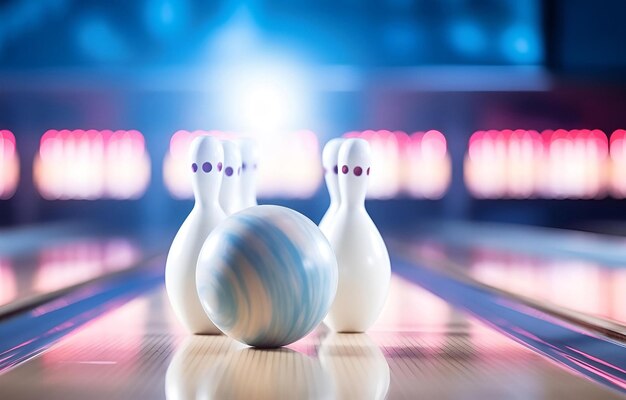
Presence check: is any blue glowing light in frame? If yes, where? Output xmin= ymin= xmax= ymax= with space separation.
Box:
xmin=382 ymin=20 xmax=422 ymax=58
xmin=500 ymin=24 xmax=543 ymax=64
xmin=144 ymin=0 xmax=190 ymax=41
xmin=448 ymin=20 xmax=487 ymax=56
xmin=75 ymin=15 xmax=129 ymax=62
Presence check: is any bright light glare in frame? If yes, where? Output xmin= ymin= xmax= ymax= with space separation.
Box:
xmin=218 ymin=61 xmax=309 ymax=132
xmin=241 ymin=80 xmax=293 ymax=131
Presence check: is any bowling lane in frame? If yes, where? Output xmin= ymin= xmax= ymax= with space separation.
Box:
xmin=0 ymin=275 xmax=622 ymax=399
xmin=391 ymin=222 xmax=626 ymax=327
xmin=0 ymin=224 xmax=166 ymax=315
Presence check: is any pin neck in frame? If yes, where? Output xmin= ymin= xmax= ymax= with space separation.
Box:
xmin=194 ymin=197 xmax=222 ymax=211
xmin=338 ymin=198 xmax=366 ymax=210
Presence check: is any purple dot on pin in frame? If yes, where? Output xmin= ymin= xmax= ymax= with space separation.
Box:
xmin=202 ymin=162 xmax=212 ymax=173
xmin=192 ymin=163 xmax=198 ymax=173
xmin=225 ymin=167 xmax=233 ymax=176
xmin=354 ymin=166 xmax=363 ymax=176
xmin=341 ymin=165 xmax=349 ymax=174
xmin=367 ymin=167 xmax=370 ymax=175
xmin=333 ymin=165 xmax=338 ymax=174
xmin=237 ymin=167 xmax=241 ymax=175
xmin=242 ymin=162 xmax=247 ymax=171
xmin=217 ymin=162 xmax=223 ymax=172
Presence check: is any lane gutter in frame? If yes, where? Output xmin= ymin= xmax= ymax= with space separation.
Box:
xmin=390 ymin=241 xmax=626 ymax=395
xmin=0 ymin=255 xmax=165 ymax=374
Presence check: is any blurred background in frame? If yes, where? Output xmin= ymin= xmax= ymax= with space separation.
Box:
xmin=2 ymin=0 xmax=626 ymax=233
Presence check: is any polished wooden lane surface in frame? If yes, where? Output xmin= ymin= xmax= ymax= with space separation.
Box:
xmin=0 ymin=224 xmax=155 ymax=313
xmin=0 ymin=275 xmax=622 ymax=399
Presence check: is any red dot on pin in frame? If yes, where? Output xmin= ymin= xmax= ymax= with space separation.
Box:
xmin=341 ymin=165 xmax=349 ymax=174
xmin=354 ymin=166 xmax=363 ymax=176
xmin=217 ymin=162 xmax=223 ymax=172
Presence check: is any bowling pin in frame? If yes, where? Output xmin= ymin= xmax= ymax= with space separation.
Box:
xmin=165 ymin=135 xmax=225 ymax=335
xmin=238 ymin=138 xmax=259 ymax=209
xmin=319 ymin=138 xmax=345 ymax=234
xmin=323 ymin=139 xmax=391 ymax=332
xmin=219 ymin=140 xmax=243 ymax=215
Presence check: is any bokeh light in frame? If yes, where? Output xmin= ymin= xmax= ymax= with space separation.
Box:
xmin=609 ymin=129 xmax=626 ymax=198
xmin=34 ymin=130 xmax=151 ymax=200
xmin=0 ymin=130 xmax=19 ymax=200
xmin=465 ymin=129 xmax=609 ymax=199
xmin=404 ymin=130 xmax=452 ymax=199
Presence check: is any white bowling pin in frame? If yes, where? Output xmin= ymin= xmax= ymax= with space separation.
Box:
xmin=238 ymin=138 xmax=259 ymax=209
xmin=319 ymin=138 xmax=345 ymax=234
xmin=165 ymin=135 xmax=226 ymax=335
xmin=219 ymin=140 xmax=243 ymax=215
xmin=323 ymin=139 xmax=391 ymax=332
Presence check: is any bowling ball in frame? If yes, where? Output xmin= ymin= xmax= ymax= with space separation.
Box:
xmin=196 ymin=205 xmax=338 ymax=348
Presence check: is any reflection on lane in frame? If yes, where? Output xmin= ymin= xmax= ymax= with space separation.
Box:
xmin=0 ymin=237 xmax=142 ymax=308
xmin=0 ymin=275 xmax=621 ymax=399
xmin=408 ymin=240 xmax=626 ymax=324
xmin=165 ymin=336 xmax=245 ymax=400
xmin=40 ymin=297 xmax=149 ymax=369
xmin=377 ymin=275 xmax=452 ymax=332
xmin=165 ymin=333 xmax=390 ymax=400
xmin=167 ymin=339 xmax=333 ymax=399
xmin=0 ymin=258 xmax=16 ymax=305
xmin=319 ymin=333 xmax=390 ymax=400
xmin=471 ymin=249 xmax=626 ymax=323
xmin=35 ymin=238 xmax=141 ymax=292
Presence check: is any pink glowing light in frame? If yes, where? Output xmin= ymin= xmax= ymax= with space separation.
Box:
xmin=609 ymin=130 xmax=626 ymax=198
xmin=403 ymin=130 xmax=451 ymax=199
xmin=342 ymin=130 xmax=451 ymax=199
xmin=465 ymin=129 xmax=608 ymax=199
xmin=541 ymin=129 xmax=608 ymax=199
xmin=34 ymin=130 xmax=150 ymax=200
xmin=0 ymin=130 xmax=19 ymax=200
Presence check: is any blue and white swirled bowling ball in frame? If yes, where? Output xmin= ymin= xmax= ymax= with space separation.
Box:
xmin=196 ymin=205 xmax=338 ymax=348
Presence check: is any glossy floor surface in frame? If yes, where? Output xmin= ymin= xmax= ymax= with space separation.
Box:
xmin=1 ymin=278 xmax=623 ymax=399
xmin=0 ymin=222 xmax=625 ymax=399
